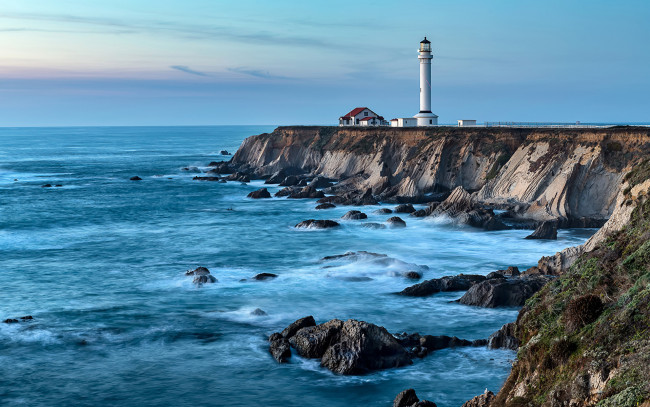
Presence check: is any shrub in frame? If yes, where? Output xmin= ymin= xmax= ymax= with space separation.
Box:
xmin=565 ymin=294 xmax=604 ymax=333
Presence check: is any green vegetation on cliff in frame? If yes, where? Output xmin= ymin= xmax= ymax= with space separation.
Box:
xmin=493 ymin=185 xmax=650 ymax=406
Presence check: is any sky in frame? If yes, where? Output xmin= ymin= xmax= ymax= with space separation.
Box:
xmin=1 ymin=0 xmax=649 ymax=126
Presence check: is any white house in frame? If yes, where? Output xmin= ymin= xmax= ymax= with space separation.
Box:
xmin=339 ymin=107 xmax=386 ymax=126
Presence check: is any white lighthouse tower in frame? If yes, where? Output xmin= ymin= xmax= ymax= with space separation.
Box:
xmin=413 ymin=37 xmax=438 ymax=126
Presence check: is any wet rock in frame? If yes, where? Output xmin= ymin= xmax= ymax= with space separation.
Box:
xmin=525 ymin=220 xmax=558 ymax=240
xmin=295 ymin=219 xmax=340 ymax=229
xmin=182 ymin=166 xmax=201 ymax=173
xmin=398 ymin=274 xmax=487 ymax=297
xmin=55 ymin=184 xmax=63 ymax=187
xmin=429 ymin=187 xmax=508 ymax=230
xmin=457 ymin=275 xmax=551 ymax=307
xmin=269 ymin=332 xmax=291 ymax=363
xmin=42 ymin=184 xmax=52 ymax=187
xmin=362 ymin=222 xmax=386 ymax=229
xmin=393 ymin=389 xmax=437 ymax=407
xmin=289 ymin=319 xmax=344 ymax=358
xmin=265 ymin=170 xmax=286 ymax=184
xmin=289 ymin=185 xmax=325 ymax=199
xmin=486 ymin=272 xmax=506 ymax=279
xmin=309 ymin=176 xmax=334 ymax=189
xmin=206 ymin=162 xmax=231 ymax=174
xmin=193 ymin=176 xmax=221 ymax=181
xmin=251 ymin=308 xmax=268 ymax=316
xmin=420 ymin=335 xmax=472 ymax=351
xmin=394 ymin=204 xmax=416 ymax=214
xmin=129 ymin=176 xmax=142 ymax=181
xmin=341 ymin=210 xmax=368 ymax=220
xmin=281 ymin=316 xmax=316 ymax=338
xmin=321 ymin=251 xmax=387 ymax=261
xmin=386 ymin=216 xmax=406 ymax=228
xmin=185 ymin=266 xmax=211 ymax=276
xmin=279 ymin=175 xmax=300 ymax=187
xmin=355 ymin=188 xmax=379 ymax=205
xmin=317 ymin=195 xmax=346 ymax=205
xmin=225 ymin=172 xmax=250 ymax=183
xmin=319 ymin=319 xmax=412 ymax=375
xmin=275 ymin=186 xmax=298 ymax=197
xmin=253 ymin=273 xmax=278 ymax=281
xmin=374 ymin=208 xmax=393 ymax=214
xmin=316 ymin=203 xmax=336 ymax=210
xmin=220 ymin=150 xmax=231 ymax=155
xmin=410 ymin=209 xmax=428 ymax=217
xmin=247 ymin=188 xmax=271 ymax=199
xmin=404 ymin=271 xmax=422 ymax=280
xmin=461 ymin=390 xmax=495 ymax=407
xmin=3 ymin=318 xmax=19 ymax=323
xmin=500 ymin=266 xmax=520 ymax=277
xmin=488 ymin=322 xmax=519 ymax=350
xmin=192 ymin=275 xmax=217 ymax=285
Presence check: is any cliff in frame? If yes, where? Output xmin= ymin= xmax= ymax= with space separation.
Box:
xmin=232 ymin=126 xmax=650 ymax=223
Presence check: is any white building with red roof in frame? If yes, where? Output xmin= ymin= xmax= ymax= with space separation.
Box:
xmin=338 ymin=107 xmax=387 ymax=126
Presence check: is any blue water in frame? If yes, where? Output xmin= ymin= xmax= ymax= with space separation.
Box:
xmin=0 ymin=126 xmax=596 ymax=407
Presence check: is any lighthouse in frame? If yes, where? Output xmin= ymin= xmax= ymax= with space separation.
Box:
xmin=413 ymin=37 xmax=438 ymax=126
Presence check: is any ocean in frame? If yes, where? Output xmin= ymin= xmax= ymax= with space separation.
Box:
xmin=0 ymin=126 xmax=596 ymax=407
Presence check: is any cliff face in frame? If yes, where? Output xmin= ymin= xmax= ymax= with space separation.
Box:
xmin=232 ymin=126 xmax=650 ymax=222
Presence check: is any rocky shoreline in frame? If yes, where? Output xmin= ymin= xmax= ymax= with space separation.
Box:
xmin=182 ymin=126 xmax=650 ymax=406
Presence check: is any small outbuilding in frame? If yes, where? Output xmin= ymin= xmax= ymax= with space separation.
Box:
xmin=339 ymin=107 xmax=386 ymax=126
xmin=391 ymin=118 xmax=418 ymax=127
xmin=457 ymin=119 xmax=477 ymax=127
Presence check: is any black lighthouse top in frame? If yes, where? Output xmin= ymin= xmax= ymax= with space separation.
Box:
xmin=419 ymin=37 xmax=431 ymax=52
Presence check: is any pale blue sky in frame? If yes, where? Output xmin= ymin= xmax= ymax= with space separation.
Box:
xmin=1 ymin=0 xmax=648 ymax=126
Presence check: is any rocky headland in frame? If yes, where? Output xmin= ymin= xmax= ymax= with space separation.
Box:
xmin=202 ymin=126 xmax=649 ymax=406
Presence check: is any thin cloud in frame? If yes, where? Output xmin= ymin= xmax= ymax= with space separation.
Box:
xmin=170 ymin=65 xmax=209 ymax=77
xmin=227 ymin=67 xmax=290 ymax=80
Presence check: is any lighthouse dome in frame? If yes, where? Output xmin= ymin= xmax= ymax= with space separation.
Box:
xmin=419 ymin=37 xmax=431 ymax=52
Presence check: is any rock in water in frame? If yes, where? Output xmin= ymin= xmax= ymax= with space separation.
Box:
xmin=185 ymin=266 xmax=211 ymax=276
xmin=129 ymin=176 xmax=142 ymax=181
xmin=193 ymin=275 xmax=217 ymax=285
xmin=268 ymin=332 xmax=291 ymax=363
xmin=309 ymin=176 xmax=334 ymax=189
xmin=295 ymin=219 xmax=340 ymax=229
xmin=315 ymin=203 xmax=336 ymax=210
xmin=457 ymin=276 xmax=551 ymax=307
xmin=488 ymin=322 xmax=519 ymax=350
xmin=289 ymin=319 xmax=344 ymax=358
xmin=320 ymin=319 xmax=412 ymax=375
xmin=403 ymin=271 xmax=422 ymax=280
xmin=525 ymin=220 xmax=558 ymax=239
xmin=374 ymin=208 xmax=393 ymax=214
xmin=281 ymin=316 xmax=316 ymax=338
xmin=247 ymin=188 xmax=271 ymax=199
xmin=220 ymin=150 xmax=231 ymax=155
xmin=393 ymin=388 xmax=437 ymax=407
xmin=185 ymin=266 xmax=217 ymax=285
xmin=251 ymin=308 xmax=267 ymax=316
xmin=279 ymin=175 xmax=300 ymax=187
xmin=252 ymin=273 xmax=278 ymax=281
xmin=398 ymin=274 xmax=487 ymax=297
xmin=394 ymin=204 xmax=416 ymax=214
xmin=289 ymin=185 xmax=325 ymax=199
xmin=362 ymin=222 xmax=386 ymax=229
xmin=429 ymin=186 xmax=507 ymax=230
xmin=341 ymin=210 xmax=368 ymax=220
xmin=386 ymin=216 xmax=406 ymax=228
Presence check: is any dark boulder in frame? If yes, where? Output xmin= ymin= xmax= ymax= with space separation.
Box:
xmin=394 ymin=204 xmax=416 ymax=214
xmin=374 ymin=208 xmax=393 ymax=214
xmin=182 ymin=166 xmax=200 ymax=172
xmin=317 ymin=195 xmax=346 ymax=205
xmin=220 ymin=150 xmax=231 ymax=155
xmin=1 ymin=316 xmax=31 ymax=324
xmin=55 ymin=184 xmax=63 ymax=187
xmin=253 ymin=273 xmax=278 ymax=281
xmin=289 ymin=185 xmax=325 ymax=199
xmin=320 ymin=319 xmax=412 ymax=375
xmin=275 ymin=187 xmax=298 ymax=197
xmin=265 ymin=170 xmax=286 ymax=184
xmin=488 ymin=322 xmax=519 ymax=350
xmin=279 ymin=175 xmax=300 ymax=187
xmin=193 ymin=176 xmax=221 ymax=181
xmin=289 ymin=319 xmax=343 ymax=358
xmin=525 ymin=220 xmax=558 ymax=240
xmin=410 ymin=209 xmax=428 ymax=217
xmin=457 ymin=275 xmax=551 ymax=307
xmin=207 ymin=162 xmax=232 ymax=174
xmin=316 ymin=203 xmax=336 ymax=210
xmin=281 ymin=316 xmax=316 ymax=338
xmin=129 ymin=176 xmax=142 ymax=181
xmin=404 ymin=271 xmax=422 ymax=280
xmin=185 ymin=266 xmax=211 ymax=276
xmin=393 ymin=389 xmax=437 ymax=407
xmin=398 ymin=274 xmax=487 ymax=297
xmin=386 ymin=216 xmax=406 ymax=228
xmin=486 ymin=272 xmax=506 ymax=279
xmin=225 ymin=172 xmax=250 ymax=183
xmin=193 ymin=275 xmax=217 ymax=285
xmin=251 ymin=308 xmax=268 ymax=316
xmin=42 ymin=184 xmax=52 ymax=188
xmin=269 ymin=332 xmax=291 ymax=363
xmin=247 ymin=188 xmax=271 ymax=199
xmin=500 ymin=266 xmax=520 ymax=277
xmin=341 ymin=210 xmax=368 ymax=220
xmin=295 ymin=219 xmax=340 ymax=229
xmin=309 ymin=176 xmax=334 ymax=189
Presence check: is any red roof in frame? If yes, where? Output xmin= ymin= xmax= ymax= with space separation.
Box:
xmin=360 ymin=117 xmax=376 ymax=121
xmin=390 ymin=118 xmax=398 ymax=121
xmin=340 ymin=107 xmax=368 ymax=119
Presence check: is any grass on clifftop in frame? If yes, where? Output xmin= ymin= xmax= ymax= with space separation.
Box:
xmin=493 ymin=191 xmax=650 ymax=406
